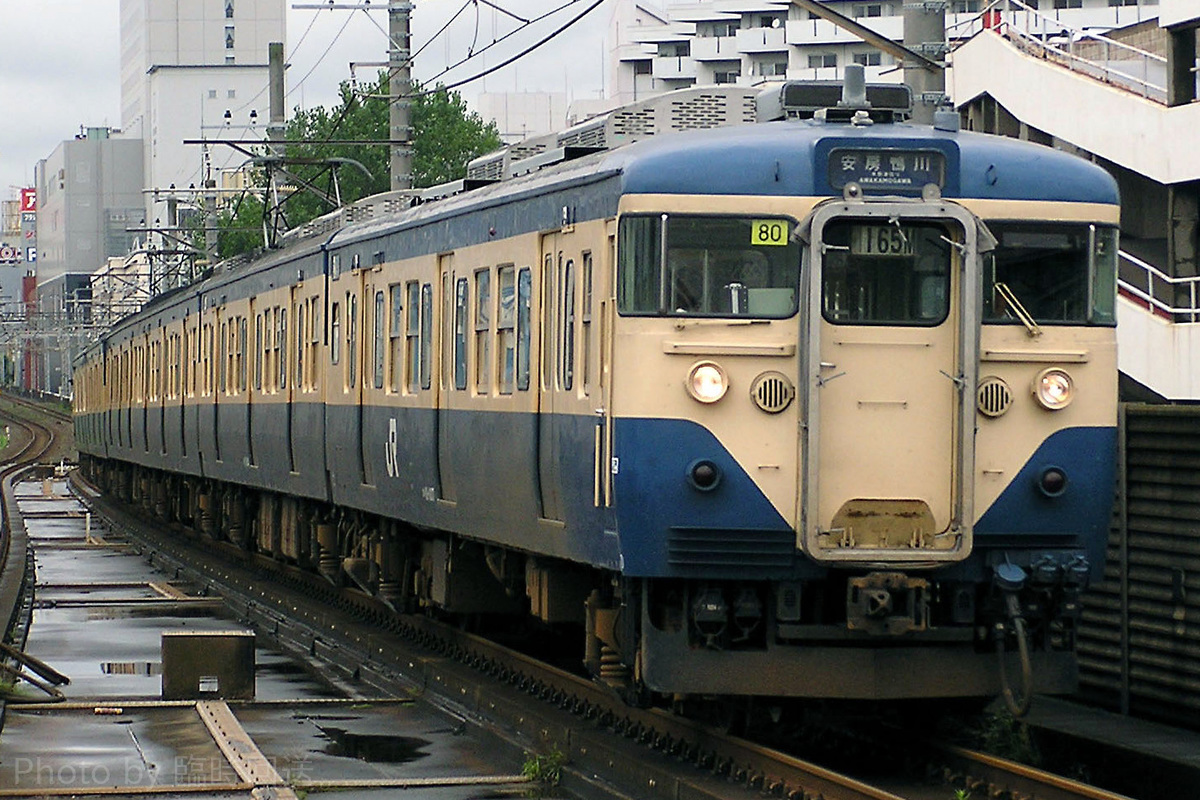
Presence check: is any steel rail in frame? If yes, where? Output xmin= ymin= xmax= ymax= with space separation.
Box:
xmin=71 ymin=475 xmax=1145 ymax=800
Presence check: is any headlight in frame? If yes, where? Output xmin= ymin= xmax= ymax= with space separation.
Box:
xmin=1033 ymin=368 xmax=1074 ymax=410
xmin=686 ymin=361 xmax=728 ymax=403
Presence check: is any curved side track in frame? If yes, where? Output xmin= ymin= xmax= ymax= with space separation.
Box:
xmin=0 ymin=400 xmax=64 ymax=727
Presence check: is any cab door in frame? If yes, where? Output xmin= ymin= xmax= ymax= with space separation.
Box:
xmin=802 ymin=202 xmax=982 ymax=564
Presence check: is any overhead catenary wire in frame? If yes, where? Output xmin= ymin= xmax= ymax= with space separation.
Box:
xmin=227 ymin=10 xmax=324 ymax=118
xmin=286 ymin=8 xmax=361 ymax=100
xmin=406 ymin=0 xmax=607 ymax=98
xmin=348 ymin=0 xmax=604 ymax=104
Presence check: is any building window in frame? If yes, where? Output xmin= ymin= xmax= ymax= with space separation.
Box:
xmin=952 ymin=0 xmax=981 ymax=10
xmin=853 ymin=52 xmax=882 ymax=66
xmin=714 ymin=71 xmax=740 ymax=84
xmin=809 ymin=53 xmax=837 ymax=69
xmin=659 ymin=42 xmax=690 ymax=57
xmin=633 ymin=60 xmax=651 ymax=75
xmin=225 ymin=26 xmax=235 ymax=49
xmin=853 ymin=3 xmax=883 ymax=17
xmin=225 ymin=0 xmax=234 ymax=18
xmin=1052 ymin=0 xmax=1081 ymax=7
xmin=227 ymin=89 xmax=236 ymax=99
xmin=712 ymin=21 xmax=739 ymax=36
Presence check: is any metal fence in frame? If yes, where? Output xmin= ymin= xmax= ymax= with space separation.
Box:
xmin=1079 ymin=404 xmax=1200 ymax=726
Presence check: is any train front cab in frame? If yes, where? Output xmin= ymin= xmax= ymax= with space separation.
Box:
xmin=609 ymin=186 xmax=1117 ymax=702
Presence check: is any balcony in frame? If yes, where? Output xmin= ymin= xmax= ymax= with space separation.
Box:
xmin=628 ymin=21 xmax=696 ymax=45
xmin=615 ymin=42 xmax=657 ymax=63
xmin=786 ymin=15 xmax=903 ymax=46
xmin=736 ymin=25 xmax=787 ymax=53
xmin=653 ymin=55 xmax=700 ymax=80
xmin=691 ymin=35 xmax=741 ymax=60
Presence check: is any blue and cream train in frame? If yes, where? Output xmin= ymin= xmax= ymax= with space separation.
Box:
xmin=74 ymin=75 xmax=1119 ymax=706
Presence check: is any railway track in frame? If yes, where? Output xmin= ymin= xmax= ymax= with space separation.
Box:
xmin=0 ymin=394 xmax=69 ymax=725
xmin=70 ymin=475 xmax=1142 ymax=800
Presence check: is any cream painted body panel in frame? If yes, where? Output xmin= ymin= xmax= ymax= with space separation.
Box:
xmin=974 ymin=325 xmax=1118 ymax=517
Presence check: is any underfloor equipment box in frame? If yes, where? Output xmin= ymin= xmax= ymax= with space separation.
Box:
xmin=161 ymin=630 xmax=255 ymax=700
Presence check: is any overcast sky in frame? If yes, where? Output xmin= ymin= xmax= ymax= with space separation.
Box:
xmin=0 ymin=0 xmax=610 ymax=197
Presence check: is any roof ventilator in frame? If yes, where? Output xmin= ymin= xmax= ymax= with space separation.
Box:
xmin=756 ymin=64 xmax=912 ymax=124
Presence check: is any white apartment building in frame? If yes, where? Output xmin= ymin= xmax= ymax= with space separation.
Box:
xmin=608 ymin=0 xmax=1163 ymax=105
xmin=119 ymin=0 xmax=286 ymax=226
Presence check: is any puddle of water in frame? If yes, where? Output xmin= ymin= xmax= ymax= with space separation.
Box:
xmin=316 ymin=726 xmax=431 ymax=764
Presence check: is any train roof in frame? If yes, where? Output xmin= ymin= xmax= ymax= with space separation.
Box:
xmin=605 ymin=119 xmax=1119 ymax=206
xmin=87 ymin=83 xmax=1120 ymax=353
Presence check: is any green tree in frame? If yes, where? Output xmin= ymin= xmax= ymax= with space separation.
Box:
xmin=216 ymin=75 xmax=501 ymax=256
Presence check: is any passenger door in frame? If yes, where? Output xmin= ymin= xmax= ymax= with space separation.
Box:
xmin=536 ymin=233 xmax=567 ymax=522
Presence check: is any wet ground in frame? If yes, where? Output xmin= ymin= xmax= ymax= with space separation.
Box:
xmin=0 ymin=479 xmax=540 ymax=799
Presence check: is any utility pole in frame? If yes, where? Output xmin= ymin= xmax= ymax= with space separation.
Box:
xmin=293 ymin=2 xmax=413 ymax=190
xmin=390 ymin=0 xmax=413 ymax=191
xmin=902 ymin=0 xmax=948 ymax=125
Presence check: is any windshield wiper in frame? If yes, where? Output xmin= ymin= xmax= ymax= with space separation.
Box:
xmin=994 ymin=282 xmax=1042 ymax=337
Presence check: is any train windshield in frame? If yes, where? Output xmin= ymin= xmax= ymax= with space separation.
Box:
xmin=983 ymin=223 xmax=1118 ymax=326
xmin=617 ymin=214 xmax=800 ymax=317
xmin=821 ymin=220 xmax=952 ymax=325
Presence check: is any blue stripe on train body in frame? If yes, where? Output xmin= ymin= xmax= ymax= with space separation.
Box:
xmin=610 ymin=418 xmax=1116 ymax=583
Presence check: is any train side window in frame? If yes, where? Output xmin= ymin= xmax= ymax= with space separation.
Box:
xmin=254 ymin=315 xmax=263 ymax=390
xmin=497 ymin=265 xmax=516 ymax=395
xmin=419 ymin=283 xmax=433 ymax=390
xmin=278 ymin=307 xmax=288 ymax=390
xmin=238 ymin=316 xmax=248 ymax=393
xmin=454 ymin=277 xmax=469 ymax=391
xmin=219 ymin=322 xmax=228 ymax=394
xmin=296 ymin=301 xmax=306 ymax=390
xmin=228 ymin=322 xmax=237 ymax=395
xmin=517 ymin=268 xmax=532 ymax=391
xmin=405 ymin=282 xmax=420 ymax=392
xmin=308 ymin=297 xmax=320 ymax=389
xmin=561 ymin=258 xmax=575 ymax=391
xmin=331 ymin=302 xmax=341 ymax=365
xmin=373 ymin=290 xmax=385 ymax=390
xmin=982 ymin=222 xmax=1117 ymax=326
xmin=388 ymin=284 xmax=403 ymax=392
xmin=582 ymin=252 xmax=593 ymax=395
xmin=346 ymin=293 xmax=357 ymax=390
xmin=617 ymin=214 xmax=800 ymax=317
xmin=475 ymin=269 xmax=491 ymax=393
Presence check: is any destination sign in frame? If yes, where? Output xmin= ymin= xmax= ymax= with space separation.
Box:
xmin=828 ymin=148 xmax=946 ymax=193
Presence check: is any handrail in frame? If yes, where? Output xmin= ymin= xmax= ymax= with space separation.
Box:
xmin=1118 ymin=250 xmax=1200 ymax=323
xmin=951 ymin=0 xmax=1168 ymax=103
